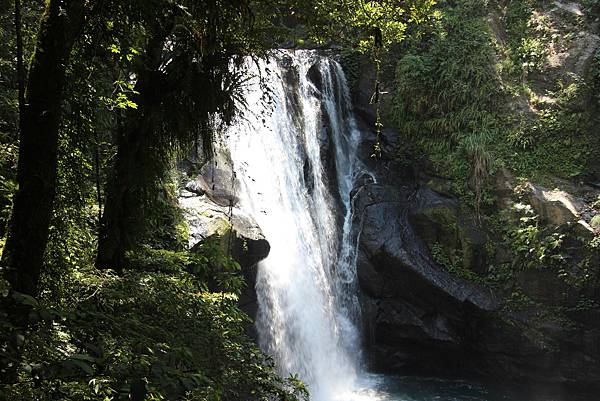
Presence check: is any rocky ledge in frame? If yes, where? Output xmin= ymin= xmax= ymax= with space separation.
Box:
xmin=352 ymin=179 xmax=600 ymax=390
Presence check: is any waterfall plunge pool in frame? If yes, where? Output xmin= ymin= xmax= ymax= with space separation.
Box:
xmin=338 ymin=374 xmax=595 ymax=401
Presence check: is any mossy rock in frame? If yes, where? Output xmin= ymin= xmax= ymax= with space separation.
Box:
xmin=191 ymin=215 xmax=270 ymax=270
xmin=414 ymin=205 xmax=459 ymax=251
xmin=591 ymin=214 xmax=600 ymax=229
xmin=458 ymin=218 xmax=490 ymax=275
xmin=426 ymin=177 xmax=454 ymax=197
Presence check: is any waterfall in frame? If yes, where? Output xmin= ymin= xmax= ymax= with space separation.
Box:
xmin=223 ymin=50 xmax=369 ymax=401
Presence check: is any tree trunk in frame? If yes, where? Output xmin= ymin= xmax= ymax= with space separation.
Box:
xmin=96 ymin=30 xmax=171 ymax=270
xmin=1 ymin=0 xmax=88 ymax=296
xmin=96 ymin=111 xmax=151 ymax=269
xmin=14 ymin=0 xmax=25 ymax=119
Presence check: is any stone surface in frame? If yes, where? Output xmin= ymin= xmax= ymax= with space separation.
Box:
xmin=179 ymin=172 xmax=270 ymax=337
xmin=526 ymin=183 xmax=584 ymax=226
xmin=352 ymin=183 xmax=500 ymax=374
xmin=186 ymin=149 xmax=238 ymax=207
xmin=352 ymin=181 xmax=600 ymax=389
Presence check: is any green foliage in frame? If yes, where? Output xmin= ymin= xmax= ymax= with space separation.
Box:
xmin=139 ymin=178 xmax=190 ymax=252
xmin=292 ymin=0 xmax=436 ymax=49
xmin=498 ymin=79 xmax=594 ymax=180
xmin=2 ymin=234 xmax=304 ymax=400
xmin=0 ymin=137 xmax=17 ymax=240
xmin=392 ymin=0 xmax=599 ymax=208
xmin=431 ymin=242 xmax=483 ymax=283
xmin=571 ymin=296 xmax=600 ymax=312
xmin=339 ymin=48 xmax=362 ymax=94
xmin=1 ymin=259 xmax=307 ymax=401
xmin=504 ymin=289 xmax=537 ymax=310
xmin=40 ymin=36 xmax=118 ymax=298
xmin=393 ymin=0 xmax=499 ymax=209
xmin=503 ymin=203 xmax=569 ymax=270
xmin=126 ymin=248 xmax=207 ymax=274
xmin=0 ymin=0 xmax=43 ymax=242
xmin=0 ymin=1 xmax=374 ymax=398
xmin=124 ymin=240 xmax=245 ymax=294
xmin=495 ymin=185 xmax=599 ymax=290
xmin=100 ymin=80 xmax=139 ymax=111
xmin=483 ymin=262 xmax=514 ymax=288
xmin=502 ymin=0 xmax=551 ymax=77
xmin=590 ymin=49 xmax=600 ymax=108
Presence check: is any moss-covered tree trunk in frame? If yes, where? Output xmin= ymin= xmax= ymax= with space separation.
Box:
xmin=1 ymin=0 xmax=88 ymax=296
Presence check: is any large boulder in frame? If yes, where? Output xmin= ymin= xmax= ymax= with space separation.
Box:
xmin=179 ymin=146 xmax=270 ymax=270
xmin=179 ymin=175 xmax=270 ymax=335
xmin=355 ymin=184 xmax=496 ymax=310
xmin=525 ymin=182 xmax=596 ymax=240
xmin=182 ymin=149 xmax=238 ymax=207
xmin=526 ymin=183 xmax=583 ymax=226
xmin=182 ymin=196 xmax=270 ymax=270
xmin=409 ymin=186 xmax=491 ymax=275
xmin=353 ymin=183 xmax=500 ymax=374
xmin=352 ymin=182 xmax=600 ymax=389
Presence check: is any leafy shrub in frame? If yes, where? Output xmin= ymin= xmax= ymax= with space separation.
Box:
xmin=1 ymin=250 xmax=306 ymax=401
xmin=499 ymin=79 xmax=594 ymax=180
xmin=393 ymin=0 xmax=499 ymax=209
xmin=431 ymin=242 xmax=482 ymax=283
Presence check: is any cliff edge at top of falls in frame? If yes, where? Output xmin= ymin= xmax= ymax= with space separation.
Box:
xmin=343 ymin=0 xmax=600 ymax=392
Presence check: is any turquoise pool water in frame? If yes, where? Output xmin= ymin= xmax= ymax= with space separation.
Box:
xmin=345 ymin=374 xmax=593 ymax=401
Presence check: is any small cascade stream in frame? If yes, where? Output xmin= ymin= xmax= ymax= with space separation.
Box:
xmin=222 ymin=50 xmax=370 ymax=400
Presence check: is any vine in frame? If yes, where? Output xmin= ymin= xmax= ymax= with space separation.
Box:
xmin=370 ymin=27 xmax=383 ymax=159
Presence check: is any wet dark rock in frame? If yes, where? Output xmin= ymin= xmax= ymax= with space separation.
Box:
xmin=458 ymin=220 xmax=489 ymax=275
xmin=307 ymin=62 xmax=323 ymax=92
xmin=354 ymin=184 xmax=498 ymax=311
xmin=317 ymin=106 xmax=339 ymax=198
xmin=517 ymin=268 xmax=574 ymax=305
xmin=303 ymin=156 xmax=315 ymax=194
xmin=354 ymin=183 xmax=496 ymax=374
xmin=352 ymin=181 xmax=600 ymax=390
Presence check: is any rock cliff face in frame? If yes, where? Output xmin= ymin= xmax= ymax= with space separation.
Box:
xmin=350 ymin=169 xmax=600 ymax=388
xmin=344 ymin=2 xmax=600 ymax=391
xmin=353 ymin=183 xmax=498 ymax=371
xmin=346 ymin=0 xmax=600 ymax=390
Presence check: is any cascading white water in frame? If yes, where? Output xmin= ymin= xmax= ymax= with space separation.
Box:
xmin=223 ymin=50 xmax=371 ymax=401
